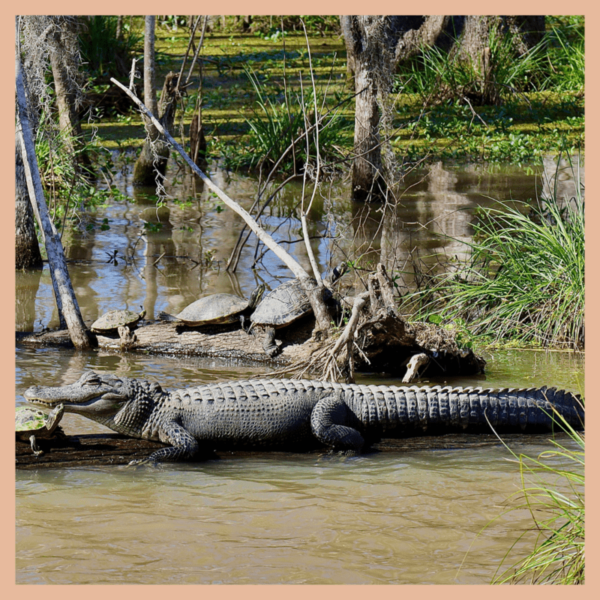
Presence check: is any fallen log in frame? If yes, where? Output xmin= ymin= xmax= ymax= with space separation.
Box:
xmin=16 ymin=434 xmax=167 ymax=469
xmin=16 ymin=431 xmax=564 ymax=469
xmin=17 ymin=311 xmax=485 ymax=380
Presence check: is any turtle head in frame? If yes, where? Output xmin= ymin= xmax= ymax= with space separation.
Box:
xmin=324 ymin=262 xmax=348 ymax=286
xmin=249 ymin=283 xmax=267 ymax=309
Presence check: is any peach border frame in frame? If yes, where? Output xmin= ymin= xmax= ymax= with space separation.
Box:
xmin=3 ymin=1 xmax=596 ymax=595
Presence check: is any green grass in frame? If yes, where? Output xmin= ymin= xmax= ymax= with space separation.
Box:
xmin=402 ymin=157 xmax=584 ymax=349
xmin=79 ymin=16 xmax=142 ymax=79
xmin=79 ymin=17 xmax=584 ymax=165
xmin=491 ymin=408 xmax=585 ymax=584
xmin=223 ymin=66 xmax=350 ymax=172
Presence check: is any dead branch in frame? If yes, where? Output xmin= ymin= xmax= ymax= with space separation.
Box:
xmin=111 ymin=77 xmax=312 ymax=282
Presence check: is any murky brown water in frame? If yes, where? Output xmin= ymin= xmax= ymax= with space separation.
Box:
xmin=16 ymin=158 xmax=584 ymax=584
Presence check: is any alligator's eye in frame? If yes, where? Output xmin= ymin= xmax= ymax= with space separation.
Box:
xmin=85 ymin=373 xmax=101 ymax=386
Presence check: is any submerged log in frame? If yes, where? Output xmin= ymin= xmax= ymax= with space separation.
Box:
xmin=16 ymin=434 xmax=167 ymax=469
xmin=16 ymin=431 xmax=563 ymax=469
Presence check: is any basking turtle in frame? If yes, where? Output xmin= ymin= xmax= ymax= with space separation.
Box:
xmin=250 ymin=262 xmax=347 ymax=357
xmin=91 ymin=309 xmax=145 ymax=334
xmin=159 ymin=284 xmax=266 ymax=329
xmin=15 ymin=404 xmax=65 ymax=456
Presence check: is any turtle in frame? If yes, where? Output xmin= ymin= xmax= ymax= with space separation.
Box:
xmin=158 ymin=284 xmax=266 ymax=329
xmin=91 ymin=309 xmax=146 ymax=334
xmin=16 ymin=404 xmax=65 ymax=456
xmin=249 ymin=262 xmax=347 ymax=357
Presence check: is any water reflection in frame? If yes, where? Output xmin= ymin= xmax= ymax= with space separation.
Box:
xmin=17 ymin=156 xmax=582 ymax=332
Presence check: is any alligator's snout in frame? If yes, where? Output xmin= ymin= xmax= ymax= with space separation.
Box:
xmin=23 ymin=372 xmax=127 ymax=408
xmin=24 ymin=385 xmax=52 ymax=404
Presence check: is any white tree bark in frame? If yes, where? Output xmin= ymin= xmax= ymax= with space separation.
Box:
xmin=16 ymin=53 xmax=94 ymax=349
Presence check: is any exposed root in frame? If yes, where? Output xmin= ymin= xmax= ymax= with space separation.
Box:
xmin=271 ymin=263 xmax=486 ymax=383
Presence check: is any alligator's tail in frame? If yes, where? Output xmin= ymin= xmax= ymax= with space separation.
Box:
xmin=339 ymin=384 xmax=584 ymax=434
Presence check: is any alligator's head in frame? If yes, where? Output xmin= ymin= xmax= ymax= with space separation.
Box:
xmin=24 ymin=372 xmax=165 ymax=433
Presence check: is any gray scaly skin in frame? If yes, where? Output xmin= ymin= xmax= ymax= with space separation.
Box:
xmin=24 ymin=372 xmax=584 ymax=464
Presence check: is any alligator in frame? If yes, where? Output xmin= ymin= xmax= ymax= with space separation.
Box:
xmin=24 ymin=372 xmax=584 ymax=464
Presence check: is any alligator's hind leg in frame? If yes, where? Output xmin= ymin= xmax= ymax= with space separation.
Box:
xmin=310 ymin=392 xmax=364 ymax=451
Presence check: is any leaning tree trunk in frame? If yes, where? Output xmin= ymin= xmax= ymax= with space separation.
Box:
xmin=16 ymin=52 xmax=95 ymax=349
xmin=15 ymin=136 xmax=42 ymax=270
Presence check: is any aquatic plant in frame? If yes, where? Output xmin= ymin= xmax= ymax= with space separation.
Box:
xmin=394 ymin=24 xmax=548 ymax=104
xmin=235 ymin=66 xmax=349 ymax=172
xmin=403 ymin=157 xmax=584 ymax=349
xmin=492 ymin=406 xmax=585 ymax=584
xmin=544 ymin=20 xmax=585 ymax=92
xmin=79 ymin=16 xmax=142 ymax=79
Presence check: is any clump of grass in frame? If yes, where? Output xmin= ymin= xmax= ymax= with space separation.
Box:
xmin=404 ymin=158 xmax=584 ymax=349
xmin=235 ymin=67 xmax=349 ymax=173
xmin=394 ymin=25 xmax=548 ymax=105
xmin=492 ymin=407 xmax=585 ymax=584
xmin=545 ymin=22 xmax=585 ymax=92
xmin=394 ymin=16 xmax=584 ymax=104
xmin=79 ymin=16 xmax=142 ymax=79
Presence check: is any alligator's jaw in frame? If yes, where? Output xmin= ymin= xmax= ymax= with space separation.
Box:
xmin=23 ymin=372 xmax=129 ymax=417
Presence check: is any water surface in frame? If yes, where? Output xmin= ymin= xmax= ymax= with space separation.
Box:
xmin=16 ymin=158 xmax=584 ymax=584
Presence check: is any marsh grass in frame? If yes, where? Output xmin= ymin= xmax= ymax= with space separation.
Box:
xmin=394 ymin=26 xmax=548 ymax=104
xmin=395 ymin=17 xmax=584 ymax=104
xmin=79 ymin=16 xmax=142 ymax=79
xmin=232 ymin=66 xmax=349 ymax=172
xmin=491 ymin=408 xmax=584 ymax=584
xmin=545 ymin=23 xmax=585 ymax=92
xmin=403 ymin=159 xmax=584 ymax=349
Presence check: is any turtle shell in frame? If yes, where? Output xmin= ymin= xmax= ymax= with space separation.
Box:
xmin=174 ymin=294 xmax=250 ymax=326
xmin=16 ymin=407 xmax=50 ymax=433
xmin=91 ymin=309 xmax=144 ymax=333
xmin=250 ymin=279 xmax=313 ymax=328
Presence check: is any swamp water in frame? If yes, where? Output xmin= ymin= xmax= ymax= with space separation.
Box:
xmin=16 ymin=158 xmax=584 ymax=584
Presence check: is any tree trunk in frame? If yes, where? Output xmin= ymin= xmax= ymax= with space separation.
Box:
xmin=47 ymin=17 xmax=89 ymax=168
xmin=339 ymin=16 xmax=356 ymax=84
xmin=457 ymin=16 xmax=546 ymax=105
xmin=343 ymin=16 xmax=397 ymax=202
xmin=189 ymin=114 xmax=207 ymax=170
xmin=15 ymin=136 xmax=42 ymax=269
xmin=343 ymin=16 xmax=449 ymax=201
xmin=133 ymin=17 xmax=180 ymax=187
xmin=16 ymin=53 xmax=95 ymax=349
xmin=352 ymin=58 xmax=384 ymax=201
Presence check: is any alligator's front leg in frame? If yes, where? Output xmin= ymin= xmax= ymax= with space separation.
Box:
xmin=310 ymin=392 xmax=364 ymax=452
xmin=130 ymin=421 xmax=199 ymax=465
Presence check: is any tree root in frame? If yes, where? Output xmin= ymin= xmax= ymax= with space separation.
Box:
xmin=272 ymin=263 xmax=485 ymax=384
